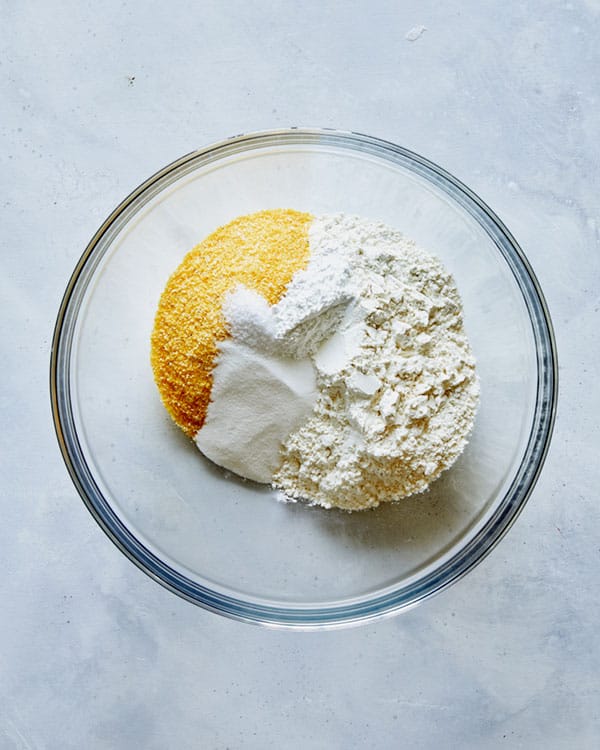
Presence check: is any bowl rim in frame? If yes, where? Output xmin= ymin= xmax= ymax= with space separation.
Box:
xmin=50 ymin=127 xmax=558 ymax=629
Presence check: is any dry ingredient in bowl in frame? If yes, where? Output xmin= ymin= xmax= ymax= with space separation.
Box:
xmin=274 ymin=214 xmax=479 ymax=510
xmin=151 ymin=210 xmax=479 ymax=511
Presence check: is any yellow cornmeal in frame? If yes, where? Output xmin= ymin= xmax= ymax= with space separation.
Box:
xmin=151 ymin=209 xmax=312 ymax=437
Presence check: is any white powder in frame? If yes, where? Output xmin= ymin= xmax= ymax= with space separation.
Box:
xmin=272 ymin=214 xmax=479 ymax=511
xmin=195 ymin=339 xmax=317 ymax=483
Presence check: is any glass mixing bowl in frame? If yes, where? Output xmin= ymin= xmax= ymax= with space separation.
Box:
xmin=51 ymin=129 xmax=557 ymax=628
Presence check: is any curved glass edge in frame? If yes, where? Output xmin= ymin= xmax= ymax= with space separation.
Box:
xmin=50 ymin=128 xmax=558 ymax=629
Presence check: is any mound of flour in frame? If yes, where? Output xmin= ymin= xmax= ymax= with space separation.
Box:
xmin=272 ymin=214 xmax=479 ymax=510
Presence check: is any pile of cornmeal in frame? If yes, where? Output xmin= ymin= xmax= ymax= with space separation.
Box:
xmin=151 ymin=209 xmax=479 ymax=511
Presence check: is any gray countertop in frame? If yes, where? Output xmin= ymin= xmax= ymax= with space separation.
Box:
xmin=2 ymin=2 xmax=599 ymax=748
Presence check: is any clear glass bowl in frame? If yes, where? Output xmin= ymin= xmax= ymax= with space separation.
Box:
xmin=51 ymin=129 xmax=557 ymax=628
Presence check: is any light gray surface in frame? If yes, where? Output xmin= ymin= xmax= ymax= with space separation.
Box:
xmin=1 ymin=1 xmax=598 ymax=748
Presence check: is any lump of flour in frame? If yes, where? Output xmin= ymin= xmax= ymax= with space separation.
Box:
xmin=272 ymin=214 xmax=479 ymax=511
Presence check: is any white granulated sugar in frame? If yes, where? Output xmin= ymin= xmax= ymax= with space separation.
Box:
xmin=272 ymin=214 xmax=479 ymax=511
xmin=221 ymin=285 xmax=276 ymax=352
xmin=195 ymin=339 xmax=317 ymax=483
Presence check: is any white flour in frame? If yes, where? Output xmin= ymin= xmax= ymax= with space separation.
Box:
xmin=272 ymin=214 xmax=479 ymax=510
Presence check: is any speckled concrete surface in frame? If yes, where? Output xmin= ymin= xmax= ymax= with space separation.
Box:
xmin=2 ymin=1 xmax=599 ymax=748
